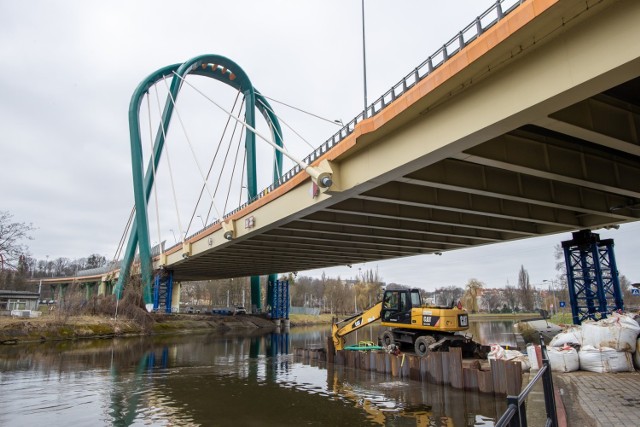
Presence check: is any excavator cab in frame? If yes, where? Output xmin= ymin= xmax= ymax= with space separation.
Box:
xmin=381 ymin=289 xmax=421 ymax=324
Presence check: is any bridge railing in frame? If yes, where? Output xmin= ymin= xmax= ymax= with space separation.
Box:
xmin=75 ymin=261 xmax=120 ymax=277
xmin=178 ymin=1 xmax=527 ymax=243
xmin=495 ymin=334 xmax=559 ymax=427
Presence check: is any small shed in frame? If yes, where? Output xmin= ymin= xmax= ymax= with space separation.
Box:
xmin=0 ymin=290 xmax=40 ymax=316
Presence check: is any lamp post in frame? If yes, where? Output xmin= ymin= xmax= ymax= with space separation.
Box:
xmin=361 ymin=0 xmax=368 ymax=118
xmin=170 ymin=229 xmax=177 ymax=243
xmin=543 ymin=279 xmax=558 ymax=315
xmin=197 ymin=215 xmax=205 ymax=229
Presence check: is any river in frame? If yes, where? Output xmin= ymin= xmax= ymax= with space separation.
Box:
xmin=0 ymin=320 xmax=516 ymax=426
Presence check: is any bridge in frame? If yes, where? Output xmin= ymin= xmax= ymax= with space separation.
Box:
xmin=40 ymin=0 xmax=640 ymax=314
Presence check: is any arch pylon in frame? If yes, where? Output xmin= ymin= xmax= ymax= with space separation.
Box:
xmin=116 ymin=55 xmax=283 ymax=310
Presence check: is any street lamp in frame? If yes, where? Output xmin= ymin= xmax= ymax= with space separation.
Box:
xmin=170 ymin=229 xmax=177 ymax=243
xmin=361 ymin=0 xmax=368 ymax=118
xmin=197 ymin=215 xmax=205 ymax=228
xmin=543 ymin=279 xmax=558 ymax=315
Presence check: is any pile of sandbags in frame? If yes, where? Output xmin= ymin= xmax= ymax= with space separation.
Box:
xmin=488 ymin=344 xmax=531 ymax=371
xmin=549 ymin=326 xmax=582 ymax=347
xmin=548 ymin=313 xmax=639 ymax=373
xmin=547 ymin=346 xmax=580 ymax=372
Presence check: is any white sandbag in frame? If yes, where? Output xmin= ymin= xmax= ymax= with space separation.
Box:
xmin=634 ymin=337 xmax=640 ymax=370
xmin=581 ymin=313 xmax=640 ymax=352
xmin=578 ymin=345 xmax=635 ymax=373
xmin=549 ymin=326 xmax=582 ymax=347
xmin=527 ymin=345 xmax=540 ymax=370
xmin=509 ymin=355 xmax=531 ymax=372
xmin=487 ymin=344 xmax=505 ymax=360
xmin=547 ymin=346 xmax=579 ymax=372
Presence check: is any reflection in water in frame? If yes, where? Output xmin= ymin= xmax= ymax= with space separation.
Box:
xmin=0 ymin=324 xmax=506 ymax=426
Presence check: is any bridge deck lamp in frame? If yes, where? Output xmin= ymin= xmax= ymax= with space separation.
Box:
xmin=222 ymin=220 xmax=236 ymax=241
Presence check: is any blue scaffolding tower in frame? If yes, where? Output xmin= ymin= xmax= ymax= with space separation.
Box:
xmin=269 ymin=280 xmax=289 ymax=320
xmin=153 ymin=270 xmax=174 ymax=313
xmin=562 ymin=230 xmax=623 ymax=325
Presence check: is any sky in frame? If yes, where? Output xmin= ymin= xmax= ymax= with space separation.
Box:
xmin=1 ymin=0 xmax=639 ymax=291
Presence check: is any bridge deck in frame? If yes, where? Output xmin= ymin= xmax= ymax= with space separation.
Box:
xmin=159 ymin=0 xmax=640 ymax=281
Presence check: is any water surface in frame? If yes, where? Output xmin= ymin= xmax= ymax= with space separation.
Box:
xmin=0 ymin=324 xmax=509 ymax=426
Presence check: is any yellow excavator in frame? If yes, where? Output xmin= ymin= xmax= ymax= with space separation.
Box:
xmin=331 ymin=288 xmax=487 ymax=357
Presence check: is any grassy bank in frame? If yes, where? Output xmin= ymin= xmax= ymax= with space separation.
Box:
xmin=0 ymin=312 xmax=276 ymax=345
xmin=289 ymin=313 xmax=334 ymax=326
xmin=468 ymin=312 xmax=540 ymax=321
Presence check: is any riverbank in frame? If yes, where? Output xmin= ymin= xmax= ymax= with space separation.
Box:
xmin=0 ymin=313 xmax=277 ymax=344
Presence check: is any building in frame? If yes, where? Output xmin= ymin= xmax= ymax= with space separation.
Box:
xmin=0 ymin=290 xmax=40 ymax=316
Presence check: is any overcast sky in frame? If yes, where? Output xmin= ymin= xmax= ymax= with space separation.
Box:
xmin=2 ymin=1 xmax=638 ymax=291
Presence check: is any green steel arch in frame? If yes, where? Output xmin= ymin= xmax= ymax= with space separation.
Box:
xmin=116 ymin=55 xmax=284 ymax=308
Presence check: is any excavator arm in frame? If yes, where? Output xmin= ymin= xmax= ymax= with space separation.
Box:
xmin=331 ymin=302 xmax=383 ymax=351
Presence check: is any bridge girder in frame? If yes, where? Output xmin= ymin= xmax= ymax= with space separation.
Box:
xmin=152 ymin=0 xmax=640 ymax=282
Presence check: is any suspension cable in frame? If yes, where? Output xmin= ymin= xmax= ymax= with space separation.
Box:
xmin=161 ymin=76 xmax=224 ymax=224
xmin=206 ymin=119 xmax=245 ymax=223
xmin=184 ymin=90 xmax=242 ymax=235
xmin=261 ymin=94 xmax=342 ymax=127
xmin=238 ymin=150 xmax=247 ymax=208
xmin=153 ymin=82 xmax=185 ymax=241
xmin=204 ymin=100 xmax=245 ymax=224
xmin=257 ymin=97 xmax=315 ymax=151
xmin=146 ymin=92 xmax=163 ymax=253
xmin=172 ymin=72 xmax=323 ymax=182
xmin=223 ymin=123 xmax=246 ymax=214
xmin=111 ymin=206 xmax=135 ymax=271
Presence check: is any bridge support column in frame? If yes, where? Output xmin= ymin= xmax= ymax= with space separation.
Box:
xmin=562 ymin=230 xmax=623 ymax=324
xmin=152 ymin=271 xmax=174 ymax=314
xmin=269 ymin=279 xmax=289 ymax=320
xmin=171 ymin=281 xmax=181 ymax=313
xmin=251 ymin=276 xmax=261 ymax=313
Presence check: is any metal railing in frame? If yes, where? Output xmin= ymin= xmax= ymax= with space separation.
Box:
xmin=167 ymin=0 xmax=528 ymax=251
xmin=495 ymin=334 xmax=558 ymax=427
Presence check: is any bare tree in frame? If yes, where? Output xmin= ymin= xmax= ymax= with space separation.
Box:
xmin=503 ymin=283 xmax=520 ymax=312
xmin=0 ymin=211 xmax=34 ymax=271
xmin=482 ymin=290 xmax=503 ymax=313
xmin=434 ymin=285 xmax=464 ymax=306
xmin=517 ymin=265 xmax=535 ymax=312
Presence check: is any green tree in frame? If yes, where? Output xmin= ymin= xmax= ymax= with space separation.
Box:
xmin=463 ymin=278 xmax=484 ymax=313
xmin=86 ymin=254 xmax=107 ymax=269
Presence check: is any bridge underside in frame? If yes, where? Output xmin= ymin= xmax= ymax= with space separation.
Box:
xmin=167 ymin=0 xmax=640 ymax=282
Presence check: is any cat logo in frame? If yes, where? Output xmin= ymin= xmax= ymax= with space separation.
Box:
xmin=352 ymin=317 xmax=363 ymax=328
xmin=458 ymin=314 xmax=469 ymax=327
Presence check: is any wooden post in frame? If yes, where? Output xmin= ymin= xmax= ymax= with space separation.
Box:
xmin=478 ymin=370 xmax=494 ymax=394
xmin=506 ymin=361 xmax=523 ymax=395
xmin=420 ymin=356 xmax=429 ymax=383
xmin=441 ymin=351 xmax=450 ymax=385
xmin=408 ymin=355 xmax=421 ymax=381
xmin=463 ymin=368 xmax=478 ymax=391
xmin=491 ymin=359 xmax=507 ymax=396
xmin=385 ymin=353 xmax=392 ymax=374
xmin=327 ymin=337 xmax=335 ymax=364
xmin=448 ymin=347 xmax=464 ymax=389
xmin=401 ymin=354 xmax=410 ymax=378
xmin=335 ymin=350 xmax=345 ymax=365
xmin=427 ymin=352 xmax=444 ymax=384
xmin=391 ymin=355 xmax=400 ymax=377
xmin=376 ymin=352 xmax=386 ymax=373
